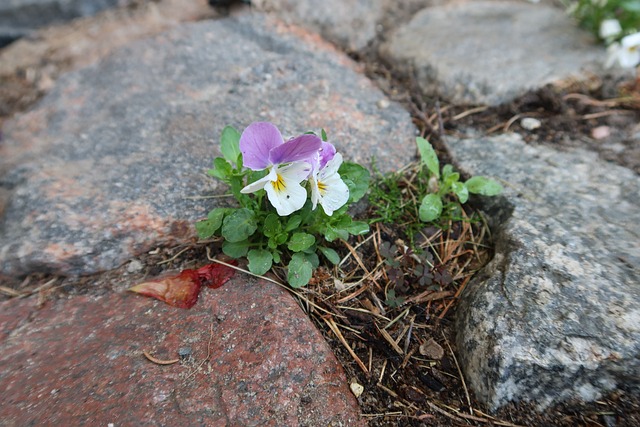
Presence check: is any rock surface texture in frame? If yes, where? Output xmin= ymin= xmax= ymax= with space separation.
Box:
xmin=380 ymin=0 xmax=603 ymax=105
xmin=0 ymin=275 xmax=365 ymax=426
xmin=0 ymin=0 xmax=131 ymax=46
xmin=255 ymin=0 xmax=384 ymax=52
xmin=0 ymin=12 xmax=415 ymax=277
xmin=450 ymin=133 xmax=640 ymax=409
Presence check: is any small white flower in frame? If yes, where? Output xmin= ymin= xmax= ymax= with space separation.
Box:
xmin=310 ymin=152 xmax=349 ymax=216
xmin=606 ymin=32 xmax=640 ymax=68
xmin=599 ymin=19 xmax=622 ymax=41
xmin=241 ymin=162 xmax=311 ymax=216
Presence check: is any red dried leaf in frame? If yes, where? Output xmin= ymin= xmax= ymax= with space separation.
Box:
xmin=129 ymin=261 xmax=237 ymax=308
xmin=197 ymin=260 xmax=237 ymax=289
xmin=129 ymin=269 xmax=202 ymax=309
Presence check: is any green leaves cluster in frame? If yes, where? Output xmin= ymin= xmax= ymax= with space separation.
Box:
xmin=416 ymin=137 xmax=503 ymax=223
xmin=565 ymin=0 xmax=640 ymax=41
xmin=196 ymin=125 xmax=370 ymax=288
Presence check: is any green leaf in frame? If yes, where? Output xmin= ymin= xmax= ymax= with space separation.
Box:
xmin=339 ymin=162 xmax=370 ymax=203
xmin=194 ymin=208 xmax=229 ymax=239
xmin=324 ymin=226 xmax=349 ymax=242
xmin=321 ymin=129 xmax=328 ymax=141
xmin=288 ymin=253 xmax=313 ymax=288
xmin=272 ymin=250 xmax=281 ymax=264
xmin=385 ymin=289 xmax=405 ymax=308
xmin=318 ymin=246 xmax=340 ymax=265
xmin=451 ymin=181 xmax=469 ymax=204
xmin=247 ymin=249 xmax=273 ymax=276
xmin=443 ymin=172 xmax=460 ymax=187
xmin=419 ymin=193 xmax=443 ymax=222
xmin=346 ymin=221 xmax=369 ymax=236
xmin=222 ymin=208 xmax=257 ymax=242
xmin=284 ymin=215 xmax=302 ymax=232
xmin=304 ymin=251 xmax=320 ymax=269
xmin=464 ymin=176 xmax=503 ymax=196
xmin=416 ymin=137 xmax=440 ymax=178
xmin=621 ymin=1 xmax=640 ymax=13
xmin=274 ymin=232 xmax=289 ymax=245
xmin=220 ymin=125 xmax=242 ymax=164
xmin=263 ymin=213 xmax=282 ymax=238
xmin=222 ymin=240 xmax=250 ymax=258
xmin=208 ymin=157 xmax=233 ymax=180
xmin=442 ymin=164 xmax=454 ymax=177
xmin=288 ymin=232 xmax=316 ymax=252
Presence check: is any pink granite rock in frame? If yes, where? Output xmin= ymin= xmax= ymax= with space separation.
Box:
xmin=0 ymin=275 xmax=365 ymax=426
xmin=0 ymin=13 xmax=415 ymax=277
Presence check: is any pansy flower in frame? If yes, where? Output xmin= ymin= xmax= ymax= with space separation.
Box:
xmin=239 ymin=122 xmax=321 ymax=216
xmin=606 ymin=32 xmax=640 ymax=69
xmin=309 ymin=141 xmax=350 ymax=216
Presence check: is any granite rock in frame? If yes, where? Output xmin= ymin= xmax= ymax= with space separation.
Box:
xmin=0 ymin=275 xmax=365 ymax=426
xmin=380 ymin=0 xmax=604 ymax=105
xmin=0 ymin=0 xmax=132 ymax=47
xmin=0 ymin=12 xmax=415 ymax=277
xmin=256 ymin=0 xmax=447 ymax=53
xmin=450 ymin=133 xmax=640 ymax=409
xmin=255 ymin=0 xmax=383 ymax=52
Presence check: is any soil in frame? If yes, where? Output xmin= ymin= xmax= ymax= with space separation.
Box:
xmin=1 ymin=4 xmax=640 ymax=426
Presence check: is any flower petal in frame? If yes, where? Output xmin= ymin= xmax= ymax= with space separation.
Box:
xmin=320 ymin=152 xmax=343 ymax=177
xmin=265 ymin=181 xmax=307 ymax=216
xmin=264 ymin=163 xmax=310 ymax=216
xmin=240 ymin=168 xmax=277 ymax=194
xmin=269 ymin=134 xmax=322 ymax=165
xmin=240 ymin=122 xmax=283 ymax=170
xmin=621 ymin=32 xmax=640 ymax=49
xmin=317 ymin=141 xmax=337 ymax=170
xmin=279 ymin=160 xmax=313 ymax=182
xmin=316 ymin=174 xmax=349 ymax=216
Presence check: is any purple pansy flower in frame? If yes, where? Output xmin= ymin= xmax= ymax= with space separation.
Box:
xmin=239 ymin=122 xmax=321 ymax=216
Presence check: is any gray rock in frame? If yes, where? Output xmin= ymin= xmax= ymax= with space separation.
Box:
xmin=0 ymin=0 xmax=131 ymax=47
xmin=380 ymin=0 xmax=604 ymax=105
xmin=255 ymin=0 xmax=447 ymax=53
xmin=450 ymin=133 xmax=640 ymax=409
xmin=0 ymin=12 xmax=416 ymax=277
xmin=255 ymin=0 xmax=384 ymax=52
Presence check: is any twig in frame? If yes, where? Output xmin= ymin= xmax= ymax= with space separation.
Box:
xmin=184 ymin=322 xmax=215 ymax=381
xmin=323 ymin=316 xmax=369 ymax=374
xmin=143 ymin=350 xmax=180 ymax=365
xmin=403 ymin=318 xmax=414 ymax=354
xmin=377 ymin=325 xmax=404 ymax=355
xmin=205 ymin=248 xmax=338 ymax=318
xmin=451 ymin=106 xmax=490 ymax=121
xmin=377 ymin=382 xmax=399 ymax=398
xmin=0 ymin=286 xmax=24 ymax=297
xmin=435 ymin=100 xmax=445 ymax=136
xmin=157 ymin=246 xmax=191 ymax=265
xmin=426 ymin=401 xmax=466 ymax=423
xmin=581 ymin=109 xmax=634 ymax=120
xmin=442 ymin=331 xmax=473 ymax=415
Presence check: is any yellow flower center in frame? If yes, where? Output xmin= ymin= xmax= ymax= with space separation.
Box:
xmin=317 ymin=180 xmax=327 ymax=195
xmin=272 ymin=173 xmax=286 ymax=193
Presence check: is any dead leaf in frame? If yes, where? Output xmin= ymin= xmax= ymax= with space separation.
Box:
xmin=129 ymin=260 xmax=237 ymax=308
xmin=196 ymin=261 xmax=237 ymax=289
xmin=419 ymin=338 xmax=444 ymax=360
xmin=129 ymin=269 xmax=202 ymax=308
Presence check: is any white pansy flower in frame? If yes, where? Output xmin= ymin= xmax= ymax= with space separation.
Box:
xmin=310 ymin=151 xmax=350 ymax=216
xmin=599 ymin=19 xmax=622 ymax=41
xmin=606 ymin=32 xmax=640 ymax=68
xmin=242 ymin=162 xmax=312 ymax=216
